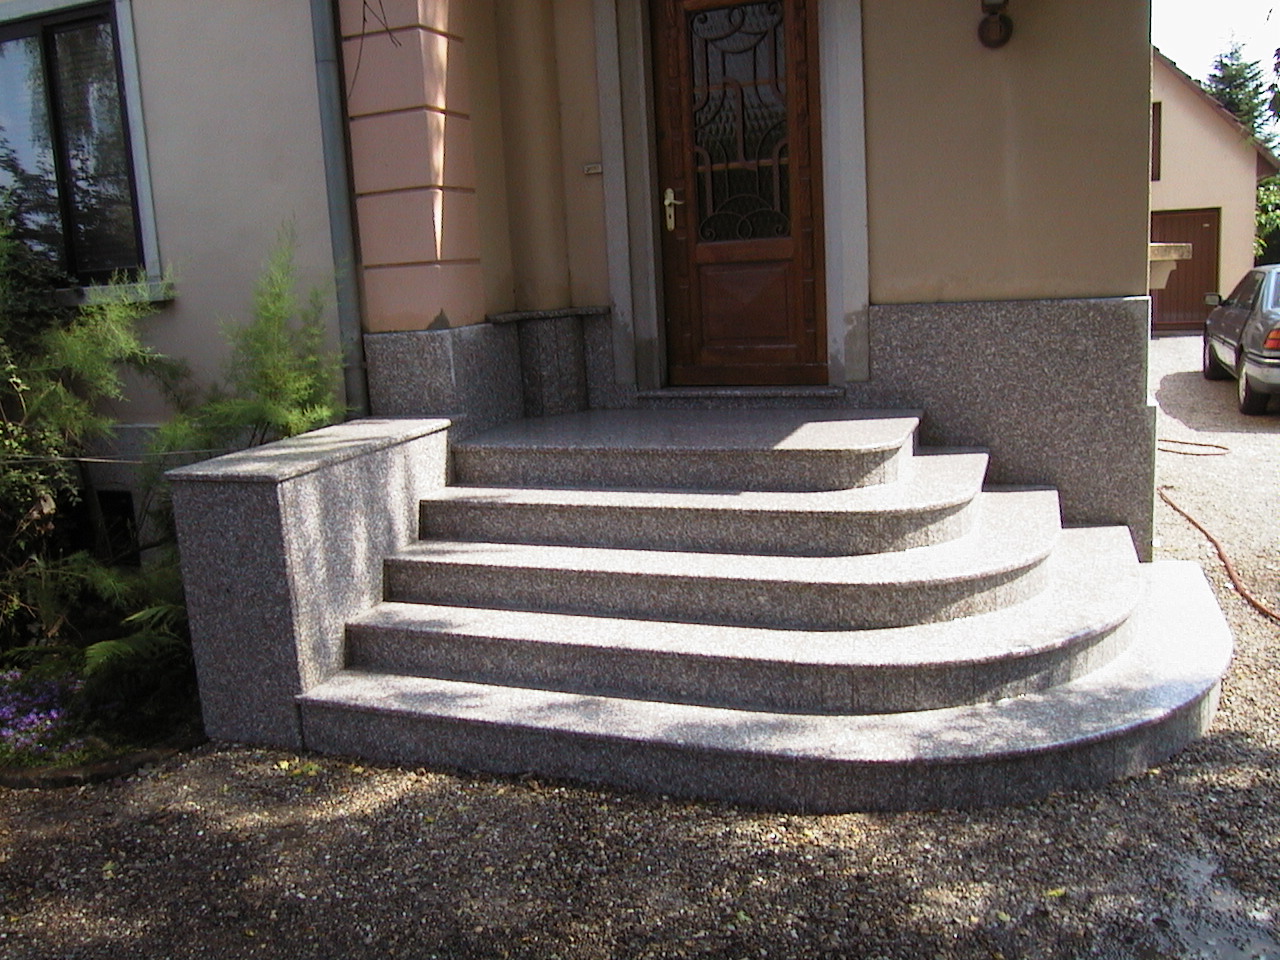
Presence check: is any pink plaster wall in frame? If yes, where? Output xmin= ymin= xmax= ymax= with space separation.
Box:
xmin=340 ymin=0 xmax=483 ymax=332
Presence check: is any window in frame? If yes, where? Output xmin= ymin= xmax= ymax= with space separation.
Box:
xmin=0 ymin=3 xmax=142 ymax=282
xmin=1150 ymin=102 xmax=1161 ymax=182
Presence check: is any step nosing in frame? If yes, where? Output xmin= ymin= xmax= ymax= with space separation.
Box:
xmin=392 ymin=510 xmax=1057 ymax=584
xmin=353 ymin=529 xmax=1138 ymax=665
xmin=431 ymin=455 xmax=988 ymax=512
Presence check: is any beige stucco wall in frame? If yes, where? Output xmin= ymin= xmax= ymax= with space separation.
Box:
xmin=341 ymin=0 xmax=488 ymax=331
xmin=553 ymin=0 xmax=609 ymax=308
xmin=116 ymin=0 xmax=337 ymax=423
xmin=1151 ymin=55 xmax=1261 ymax=294
xmin=862 ymin=0 xmax=1152 ymax=303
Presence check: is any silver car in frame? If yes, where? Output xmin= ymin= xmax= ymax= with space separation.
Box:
xmin=1203 ymin=264 xmax=1280 ymax=414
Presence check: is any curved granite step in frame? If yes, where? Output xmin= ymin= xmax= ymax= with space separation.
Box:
xmin=451 ymin=409 xmax=922 ymax=492
xmin=351 ymin=526 xmax=1139 ymax=714
xmin=303 ymin=560 xmax=1230 ymax=812
xmin=422 ymin=451 xmax=988 ymax=557
xmin=386 ymin=488 xmax=1060 ymax=631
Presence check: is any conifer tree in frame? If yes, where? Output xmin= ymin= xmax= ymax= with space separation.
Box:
xmin=1204 ymin=42 xmax=1275 ymax=147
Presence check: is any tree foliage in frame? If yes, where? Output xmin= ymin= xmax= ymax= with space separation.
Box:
xmin=1 ymin=216 xmax=342 ymax=758
xmin=1204 ymin=41 xmax=1275 ymax=146
xmin=154 ymin=228 xmax=341 ymax=456
xmin=0 ymin=209 xmax=193 ymax=734
xmin=0 ymin=215 xmax=177 ymax=566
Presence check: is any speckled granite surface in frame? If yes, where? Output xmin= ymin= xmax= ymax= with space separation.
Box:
xmin=170 ymin=419 xmax=451 ymax=747
xmin=301 ymin=561 xmax=1229 ymax=812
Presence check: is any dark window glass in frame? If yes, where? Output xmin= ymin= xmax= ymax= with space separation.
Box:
xmin=0 ymin=6 xmax=141 ymax=281
xmin=688 ymin=1 xmax=790 ymax=242
xmin=1227 ymin=272 xmax=1264 ymax=309
xmin=1150 ymin=102 xmax=1161 ymax=182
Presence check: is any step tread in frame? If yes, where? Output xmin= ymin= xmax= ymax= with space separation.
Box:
xmin=429 ymin=450 xmax=988 ymax=516
xmin=355 ymin=526 xmax=1136 ymax=674
xmin=306 ymin=560 xmax=1229 ymax=766
xmin=391 ymin=488 xmax=1059 ymax=588
xmin=455 ymin=409 xmax=921 ymax=455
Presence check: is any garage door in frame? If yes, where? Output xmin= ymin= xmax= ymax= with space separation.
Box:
xmin=1151 ymin=208 xmax=1221 ymax=331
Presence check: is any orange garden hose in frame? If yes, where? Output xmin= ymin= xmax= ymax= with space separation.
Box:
xmin=1157 ymin=485 xmax=1280 ymax=624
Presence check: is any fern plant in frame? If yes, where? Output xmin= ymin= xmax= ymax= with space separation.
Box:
xmin=0 ymin=215 xmax=179 ymax=652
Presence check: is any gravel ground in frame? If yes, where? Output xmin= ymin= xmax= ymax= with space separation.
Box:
xmin=2 ymin=333 xmax=1279 ymax=960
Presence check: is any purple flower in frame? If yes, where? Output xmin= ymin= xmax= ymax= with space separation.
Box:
xmin=0 ymin=670 xmax=87 ymax=764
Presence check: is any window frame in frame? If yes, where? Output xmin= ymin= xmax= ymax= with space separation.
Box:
xmin=0 ymin=0 xmax=161 ymax=289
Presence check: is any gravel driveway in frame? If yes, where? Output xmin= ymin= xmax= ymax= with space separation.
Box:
xmin=2 ymin=333 xmax=1279 ymax=960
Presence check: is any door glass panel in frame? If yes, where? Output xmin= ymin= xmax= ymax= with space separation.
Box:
xmin=688 ymin=2 xmax=789 ymax=242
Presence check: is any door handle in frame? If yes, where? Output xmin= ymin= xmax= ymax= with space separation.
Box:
xmin=663 ymin=188 xmax=684 ymax=232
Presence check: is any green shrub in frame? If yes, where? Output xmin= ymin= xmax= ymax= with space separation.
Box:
xmin=155 ymin=227 xmax=341 ymax=457
xmin=1 ymin=219 xmax=341 ymax=763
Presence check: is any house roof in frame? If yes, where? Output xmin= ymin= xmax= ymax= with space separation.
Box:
xmin=1153 ymin=47 xmax=1280 ymax=180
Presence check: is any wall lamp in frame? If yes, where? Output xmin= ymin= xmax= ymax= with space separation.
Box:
xmin=979 ymin=0 xmax=1013 ymax=48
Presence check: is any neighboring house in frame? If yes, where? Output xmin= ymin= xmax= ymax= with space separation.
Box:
xmin=0 ymin=0 xmax=1233 ymax=810
xmin=1150 ymin=48 xmax=1280 ymax=331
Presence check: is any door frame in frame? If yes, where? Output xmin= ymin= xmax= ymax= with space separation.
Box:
xmin=592 ymin=0 xmax=869 ymax=389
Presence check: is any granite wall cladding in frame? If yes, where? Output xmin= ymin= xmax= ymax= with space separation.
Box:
xmin=169 ymin=419 xmax=451 ymax=746
xmin=365 ymin=311 xmax=628 ymax=429
xmin=515 ymin=315 xmax=587 ymax=417
xmin=364 ymin=324 xmax=524 ymax=437
xmin=844 ymin=297 xmax=1156 ymax=557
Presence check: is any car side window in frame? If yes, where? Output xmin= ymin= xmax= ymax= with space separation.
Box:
xmin=1226 ymin=272 xmax=1264 ymax=309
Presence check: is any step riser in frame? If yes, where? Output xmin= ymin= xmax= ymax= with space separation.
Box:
xmin=310 ymin=558 xmax=1231 ymax=812
xmin=298 ymin=682 xmax=1220 ymax=813
xmin=345 ymin=615 xmax=1132 ymax=714
xmin=636 ymin=396 xmax=851 ymax=410
xmin=451 ymin=446 xmax=908 ymax=492
xmin=419 ymin=499 xmax=975 ymax=557
xmin=382 ymin=556 xmax=1051 ymax=631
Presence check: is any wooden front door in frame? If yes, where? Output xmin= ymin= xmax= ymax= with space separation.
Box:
xmin=1151 ymin=208 xmax=1221 ymax=332
xmin=652 ymin=0 xmax=826 ymax=385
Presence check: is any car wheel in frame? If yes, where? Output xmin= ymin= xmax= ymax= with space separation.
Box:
xmin=1202 ymin=333 xmax=1230 ymax=380
xmin=1236 ymin=358 xmax=1270 ymax=415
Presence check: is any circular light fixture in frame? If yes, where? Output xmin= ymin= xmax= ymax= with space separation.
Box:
xmin=979 ymin=1 xmax=1013 ymax=48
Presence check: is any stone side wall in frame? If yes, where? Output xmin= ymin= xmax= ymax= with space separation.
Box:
xmin=364 ymin=325 xmax=523 ymax=437
xmin=844 ymin=297 xmax=1156 ymax=556
xmin=169 ymin=420 xmax=451 ymax=747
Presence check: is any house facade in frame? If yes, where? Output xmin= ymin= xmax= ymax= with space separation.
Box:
xmin=0 ymin=0 xmax=347 ymax=503
xmin=343 ymin=0 xmax=1157 ymax=550
xmin=1150 ymin=48 xmax=1280 ymax=331
xmin=3 ymin=0 xmax=1233 ymax=809
xmin=0 ymin=0 xmax=1158 ymax=546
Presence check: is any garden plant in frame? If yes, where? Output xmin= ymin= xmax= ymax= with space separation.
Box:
xmin=0 ymin=218 xmax=340 ymax=769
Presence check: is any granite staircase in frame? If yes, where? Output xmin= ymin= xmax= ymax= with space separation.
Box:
xmin=297 ymin=409 xmax=1231 ymax=811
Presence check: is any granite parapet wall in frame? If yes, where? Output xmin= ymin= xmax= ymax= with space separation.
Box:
xmin=169 ymin=419 xmax=451 ymax=747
